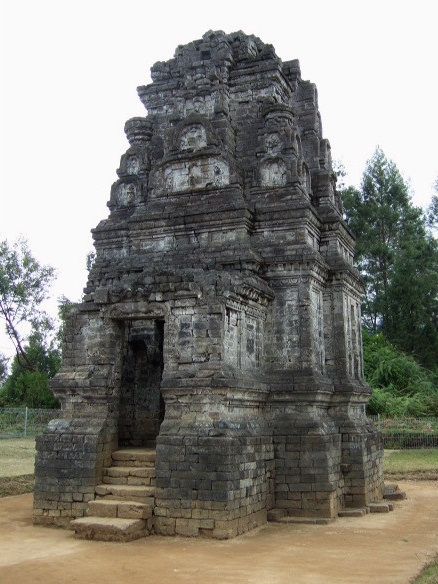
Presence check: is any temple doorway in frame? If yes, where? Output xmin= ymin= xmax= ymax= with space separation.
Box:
xmin=118 ymin=319 xmax=165 ymax=447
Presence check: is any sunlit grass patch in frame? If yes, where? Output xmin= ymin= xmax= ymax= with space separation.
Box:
xmin=0 ymin=438 xmax=36 ymax=477
xmin=411 ymin=556 xmax=438 ymax=584
xmin=385 ymin=449 xmax=438 ymax=474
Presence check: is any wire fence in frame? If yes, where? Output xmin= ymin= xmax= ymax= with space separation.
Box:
xmin=369 ymin=415 xmax=438 ymax=449
xmin=0 ymin=409 xmax=437 ymax=448
xmin=0 ymin=408 xmax=61 ymax=439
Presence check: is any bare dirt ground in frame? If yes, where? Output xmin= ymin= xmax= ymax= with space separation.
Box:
xmin=0 ymin=481 xmax=437 ymax=584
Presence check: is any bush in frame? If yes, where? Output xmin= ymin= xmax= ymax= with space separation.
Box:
xmin=0 ymin=371 xmax=58 ymax=408
xmin=364 ymin=331 xmax=438 ymax=417
xmin=0 ymin=335 xmax=60 ymax=408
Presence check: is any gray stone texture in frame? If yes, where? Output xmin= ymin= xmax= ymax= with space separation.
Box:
xmin=34 ymin=30 xmax=384 ymax=537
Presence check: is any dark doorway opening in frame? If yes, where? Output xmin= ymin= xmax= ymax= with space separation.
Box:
xmin=118 ymin=319 xmax=164 ymax=447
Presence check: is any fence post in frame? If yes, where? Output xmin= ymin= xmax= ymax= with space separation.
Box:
xmin=24 ymin=406 xmax=28 ymax=437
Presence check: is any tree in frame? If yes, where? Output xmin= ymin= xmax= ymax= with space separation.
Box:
xmin=364 ymin=331 xmax=438 ymax=417
xmin=0 ymin=295 xmax=73 ymax=408
xmin=0 ymin=353 xmax=8 ymax=385
xmin=0 ymin=239 xmax=55 ymax=369
xmin=385 ymin=228 xmax=438 ymax=369
xmin=0 ymin=331 xmax=60 ymax=407
xmin=343 ymin=148 xmax=421 ymax=330
xmin=342 ymin=148 xmax=438 ymax=368
xmin=426 ymin=179 xmax=438 ymax=230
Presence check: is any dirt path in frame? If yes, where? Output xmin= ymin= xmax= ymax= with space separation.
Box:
xmin=0 ymin=481 xmax=437 ymax=584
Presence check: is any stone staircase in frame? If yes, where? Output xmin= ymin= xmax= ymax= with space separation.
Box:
xmin=71 ymin=447 xmax=156 ymax=542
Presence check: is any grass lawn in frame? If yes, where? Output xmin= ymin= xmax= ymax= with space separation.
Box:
xmin=385 ymin=449 xmax=438 ymax=474
xmin=0 ymin=439 xmax=36 ymax=497
xmin=412 ymin=557 xmax=438 ymax=583
xmin=0 ymin=438 xmax=36 ymax=477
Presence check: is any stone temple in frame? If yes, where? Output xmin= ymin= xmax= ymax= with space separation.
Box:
xmin=34 ymin=31 xmax=387 ymax=541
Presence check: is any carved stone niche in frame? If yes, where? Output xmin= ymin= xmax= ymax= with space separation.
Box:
xmin=319 ymin=139 xmax=332 ymax=170
xmin=179 ymin=124 xmax=207 ymax=151
xmin=127 ymin=155 xmax=140 ymax=174
xmin=160 ymin=113 xmax=231 ymax=193
xmin=262 ymin=101 xmax=295 ymax=129
xmin=118 ymin=183 xmax=137 ymax=207
xmin=299 ymin=161 xmax=311 ymax=193
xmin=170 ymin=113 xmax=218 ymax=154
xmin=118 ymin=150 xmax=144 ymax=178
xmin=260 ymin=158 xmax=287 ymax=188
xmin=259 ymin=102 xmax=298 ymax=167
xmin=265 ymin=133 xmax=283 ymax=156
xmin=163 ymin=158 xmax=229 ymax=192
xmin=109 ymin=180 xmax=139 ymax=209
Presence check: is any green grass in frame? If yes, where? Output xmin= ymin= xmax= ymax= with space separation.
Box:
xmin=0 ymin=438 xmax=36 ymax=477
xmin=384 ymin=449 xmax=438 ymax=474
xmin=412 ymin=557 xmax=438 ymax=584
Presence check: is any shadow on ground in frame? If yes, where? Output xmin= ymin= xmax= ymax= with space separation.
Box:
xmin=0 ymin=481 xmax=437 ymax=584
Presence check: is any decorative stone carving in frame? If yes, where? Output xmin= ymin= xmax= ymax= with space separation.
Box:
xmin=266 ymin=133 xmax=283 ymax=155
xmin=164 ymin=158 xmax=229 ymax=192
xmin=179 ymin=124 xmax=207 ymax=151
xmin=117 ymin=182 xmax=137 ymax=206
xmin=260 ymin=158 xmax=287 ymax=187
xmin=126 ymin=155 xmax=140 ymax=174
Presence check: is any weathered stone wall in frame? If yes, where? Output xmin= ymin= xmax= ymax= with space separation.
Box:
xmin=34 ymin=30 xmax=384 ymax=534
xmin=34 ymin=308 xmax=120 ymax=525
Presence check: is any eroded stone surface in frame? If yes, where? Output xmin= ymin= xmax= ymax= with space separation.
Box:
xmin=34 ymin=30 xmax=384 ymax=539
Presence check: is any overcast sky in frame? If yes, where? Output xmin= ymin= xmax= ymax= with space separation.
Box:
xmin=1 ymin=0 xmax=437 ymax=356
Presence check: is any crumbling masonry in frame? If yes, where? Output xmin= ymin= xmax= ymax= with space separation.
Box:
xmin=34 ymin=31 xmax=385 ymax=540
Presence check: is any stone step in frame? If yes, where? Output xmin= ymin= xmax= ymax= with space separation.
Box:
xmin=384 ymin=483 xmax=407 ymax=501
xmin=95 ymin=483 xmax=155 ymax=502
xmin=105 ymin=466 xmax=156 ymax=479
xmin=338 ymin=508 xmax=369 ymax=518
xmin=368 ymin=502 xmax=394 ymax=513
xmin=119 ymin=440 xmax=156 ymax=449
xmin=112 ymin=448 xmax=156 ymax=466
xmin=71 ymin=516 xmax=150 ymax=542
xmin=102 ymin=475 xmax=155 ymax=486
xmin=103 ymin=466 xmax=156 ymax=486
xmin=112 ymin=459 xmax=155 ymax=468
xmin=267 ymin=508 xmax=287 ymax=522
xmin=88 ymin=498 xmax=153 ymax=520
xmin=276 ymin=516 xmax=335 ymax=525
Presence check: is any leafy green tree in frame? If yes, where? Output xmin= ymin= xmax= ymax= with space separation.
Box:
xmin=342 ymin=148 xmax=438 ymax=368
xmin=0 ymin=331 xmax=60 ymax=407
xmin=0 ymin=353 xmax=8 ymax=385
xmin=343 ymin=148 xmax=422 ymax=331
xmin=0 ymin=239 xmax=55 ymax=369
xmin=0 ymin=240 xmax=65 ymax=408
xmin=426 ymin=179 xmax=438 ymax=230
xmin=385 ymin=229 xmax=438 ymax=369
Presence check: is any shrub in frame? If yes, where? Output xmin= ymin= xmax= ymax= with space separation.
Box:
xmin=364 ymin=331 xmax=438 ymax=417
